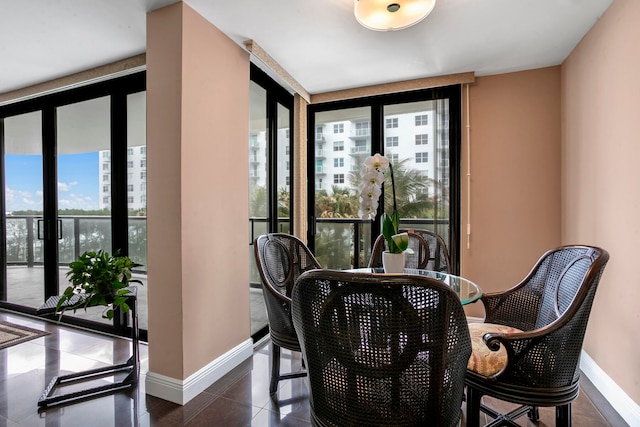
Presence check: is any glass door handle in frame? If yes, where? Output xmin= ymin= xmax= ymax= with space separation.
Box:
xmin=37 ymin=219 xmax=45 ymax=240
xmin=36 ymin=219 xmax=62 ymax=240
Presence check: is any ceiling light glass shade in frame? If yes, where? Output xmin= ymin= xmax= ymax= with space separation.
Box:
xmin=355 ymin=0 xmax=436 ymax=31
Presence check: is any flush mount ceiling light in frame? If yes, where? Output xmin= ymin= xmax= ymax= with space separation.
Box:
xmin=354 ymin=0 xmax=436 ymax=31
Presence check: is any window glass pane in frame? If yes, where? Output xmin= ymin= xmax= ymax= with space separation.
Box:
xmin=313 ymin=107 xmax=371 ymax=269
xmin=383 ymin=100 xmax=450 ymax=245
xmin=277 ymin=102 xmax=290 ymax=231
xmin=127 ymin=91 xmax=148 ymax=330
xmin=57 ymin=95 xmax=112 ymax=324
xmin=248 ymin=81 xmax=269 ymax=337
xmin=3 ymin=111 xmax=45 ymax=308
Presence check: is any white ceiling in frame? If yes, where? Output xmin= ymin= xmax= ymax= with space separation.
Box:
xmin=0 ymin=0 xmax=613 ymax=96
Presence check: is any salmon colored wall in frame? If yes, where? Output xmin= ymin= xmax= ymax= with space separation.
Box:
xmin=146 ymin=2 xmax=184 ymax=379
xmin=461 ymin=67 xmax=562 ymax=318
xmin=562 ymin=0 xmax=640 ymax=404
xmin=147 ymin=3 xmax=250 ymax=379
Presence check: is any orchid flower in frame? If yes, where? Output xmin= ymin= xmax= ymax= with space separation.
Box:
xmin=358 ymin=198 xmax=378 ymax=220
xmin=362 ymin=169 xmax=385 ymax=187
xmin=360 ymin=183 xmax=381 ymax=202
xmin=364 ymin=153 xmax=389 ymax=172
xmin=359 ymin=153 xmax=407 ymax=254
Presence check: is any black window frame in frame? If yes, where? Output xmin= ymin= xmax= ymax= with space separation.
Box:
xmin=306 ymin=85 xmax=462 ymax=272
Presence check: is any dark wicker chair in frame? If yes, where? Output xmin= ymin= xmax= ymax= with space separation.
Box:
xmin=465 ymin=245 xmax=609 ymax=427
xmin=292 ymin=269 xmax=472 ymax=427
xmin=253 ymin=233 xmax=322 ymax=395
xmin=368 ymin=228 xmax=452 ymax=272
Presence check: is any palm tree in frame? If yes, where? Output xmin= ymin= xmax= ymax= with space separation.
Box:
xmin=383 ymin=159 xmax=435 ymax=218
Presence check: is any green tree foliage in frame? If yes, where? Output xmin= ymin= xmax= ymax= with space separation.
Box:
xmin=317 ymin=157 xmax=444 ymax=268
xmin=382 ymin=159 xmax=436 ymax=218
xmin=315 ymin=186 xmax=359 ymax=218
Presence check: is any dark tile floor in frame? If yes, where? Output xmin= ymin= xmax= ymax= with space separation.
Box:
xmin=0 ymin=310 xmax=628 ymax=426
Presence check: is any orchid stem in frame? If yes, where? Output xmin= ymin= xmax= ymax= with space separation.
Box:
xmin=389 ymin=163 xmax=397 ymax=213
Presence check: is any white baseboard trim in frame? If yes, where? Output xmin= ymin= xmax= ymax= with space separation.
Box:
xmin=466 ymin=316 xmax=483 ymax=324
xmin=580 ymin=350 xmax=640 ymax=427
xmin=145 ymin=338 xmax=253 ymax=405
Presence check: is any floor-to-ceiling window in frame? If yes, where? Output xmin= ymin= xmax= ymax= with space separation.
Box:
xmin=248 ymin=64 xmax=293 ymax=341
xmin=307 ymin=85 xmax=461 ymax=272
xmin=0 ymin=72 xmax=147 ymax=339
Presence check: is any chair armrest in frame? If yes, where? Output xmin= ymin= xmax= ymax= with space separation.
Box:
xmin=478 ymin=319 xmax=582 ymax=388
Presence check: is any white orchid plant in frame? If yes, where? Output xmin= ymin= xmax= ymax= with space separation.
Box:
xmin=359 ymin=154 xmax=413 ymax=254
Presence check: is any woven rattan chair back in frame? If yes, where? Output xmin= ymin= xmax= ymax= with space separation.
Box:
xmin=253 ymin=233 xmax=322 ymax=394
xmin=292 ymin=269 xmax=471 ymax=427
xmin=368 ymin=228 xmax=452 ymax=272
xmin=465 ymin=245 xmax=609 ymax=427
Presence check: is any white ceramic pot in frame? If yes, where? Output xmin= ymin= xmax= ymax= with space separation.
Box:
xmin=382 ymin=251 xmax=406 ymax=273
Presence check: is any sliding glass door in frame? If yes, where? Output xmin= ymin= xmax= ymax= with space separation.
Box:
xmin=0 ymin=72 xmax=147 ymax=337
xmin=248 ymin=65 xmax=293 ymax=340
xmin=307 ymin=86 xmax=461 ymax=272
xmin=3 ymin=111 xmax=45 ymax=307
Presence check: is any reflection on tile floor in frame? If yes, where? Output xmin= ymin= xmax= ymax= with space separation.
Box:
xmin=0 ymin=311 xmax=628 ymax=426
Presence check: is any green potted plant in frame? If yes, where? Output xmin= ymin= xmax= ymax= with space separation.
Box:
xmin=56 ymin=250 xmax=143 ymax=320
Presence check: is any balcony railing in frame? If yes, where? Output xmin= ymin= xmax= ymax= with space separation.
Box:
xmin=247 ymin=216 xmax=448 ymax=275
xmin=7 ymin=215 xmax=446 ymax=278
xmin=5 ymin=215 xmax=147 ymax=272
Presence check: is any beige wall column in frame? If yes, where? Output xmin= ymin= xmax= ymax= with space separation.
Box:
xmin=146 ymin=2 xmax=251 ymax=404
xmin=461 ymin=67 xmax=562 ymax=319
xmin=293 ymin=94 xmax=308 ymax=241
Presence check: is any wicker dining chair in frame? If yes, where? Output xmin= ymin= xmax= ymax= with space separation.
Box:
xmin=368 ymin=228 xmax=452 ymax=272
xmin=292 ymin=269 xmax=471 ymax=427
xmin=465 ymin=245 xmax=609 ymax=427
xmin=253 ymin=233 xmax=322 ymax=395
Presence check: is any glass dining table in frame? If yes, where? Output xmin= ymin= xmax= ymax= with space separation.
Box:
xmin=347 ymin=268 xmax=483 ymax=305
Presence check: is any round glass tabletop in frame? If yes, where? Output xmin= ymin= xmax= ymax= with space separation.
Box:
xmin=348 ymin=268 xmax=483 ymax=305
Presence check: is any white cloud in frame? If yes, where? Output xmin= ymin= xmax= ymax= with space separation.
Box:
xmin=58 ymin=181 xmax=78 ymax=192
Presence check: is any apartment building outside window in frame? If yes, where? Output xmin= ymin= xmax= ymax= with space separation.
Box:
xmin=416 ymin=152 xmax=429 ymax=163
xmin=354 ymin=140 xmax=367 ymax=153
xmin=334 ymin=174 xmax=344 ymax=184
xmin=386 ymin=136 xmax=399 ymax=147
xmin=334 ymin=158 xmax=344 ymax=168
xmin=415 ymin=114 xmax=428 ymax=126
xmin=333 ymin=123 xmax=343 ymax=133
xmin=334 ymin=141 xmax=344 ymax=151
xmin=386 ymin=117 xmax=398 ymax=128
xmin=415 ymin=134 xmax=428 ymax=145
xmin=355 ymin=121 xmax=369 ymax=137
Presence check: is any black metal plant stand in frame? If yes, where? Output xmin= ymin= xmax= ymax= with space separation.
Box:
xmin=35 ymin=287 xmax=140 ymax=408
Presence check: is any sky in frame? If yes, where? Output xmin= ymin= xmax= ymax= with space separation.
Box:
xmin=5 ymin=152 xmax=99 ymax=212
